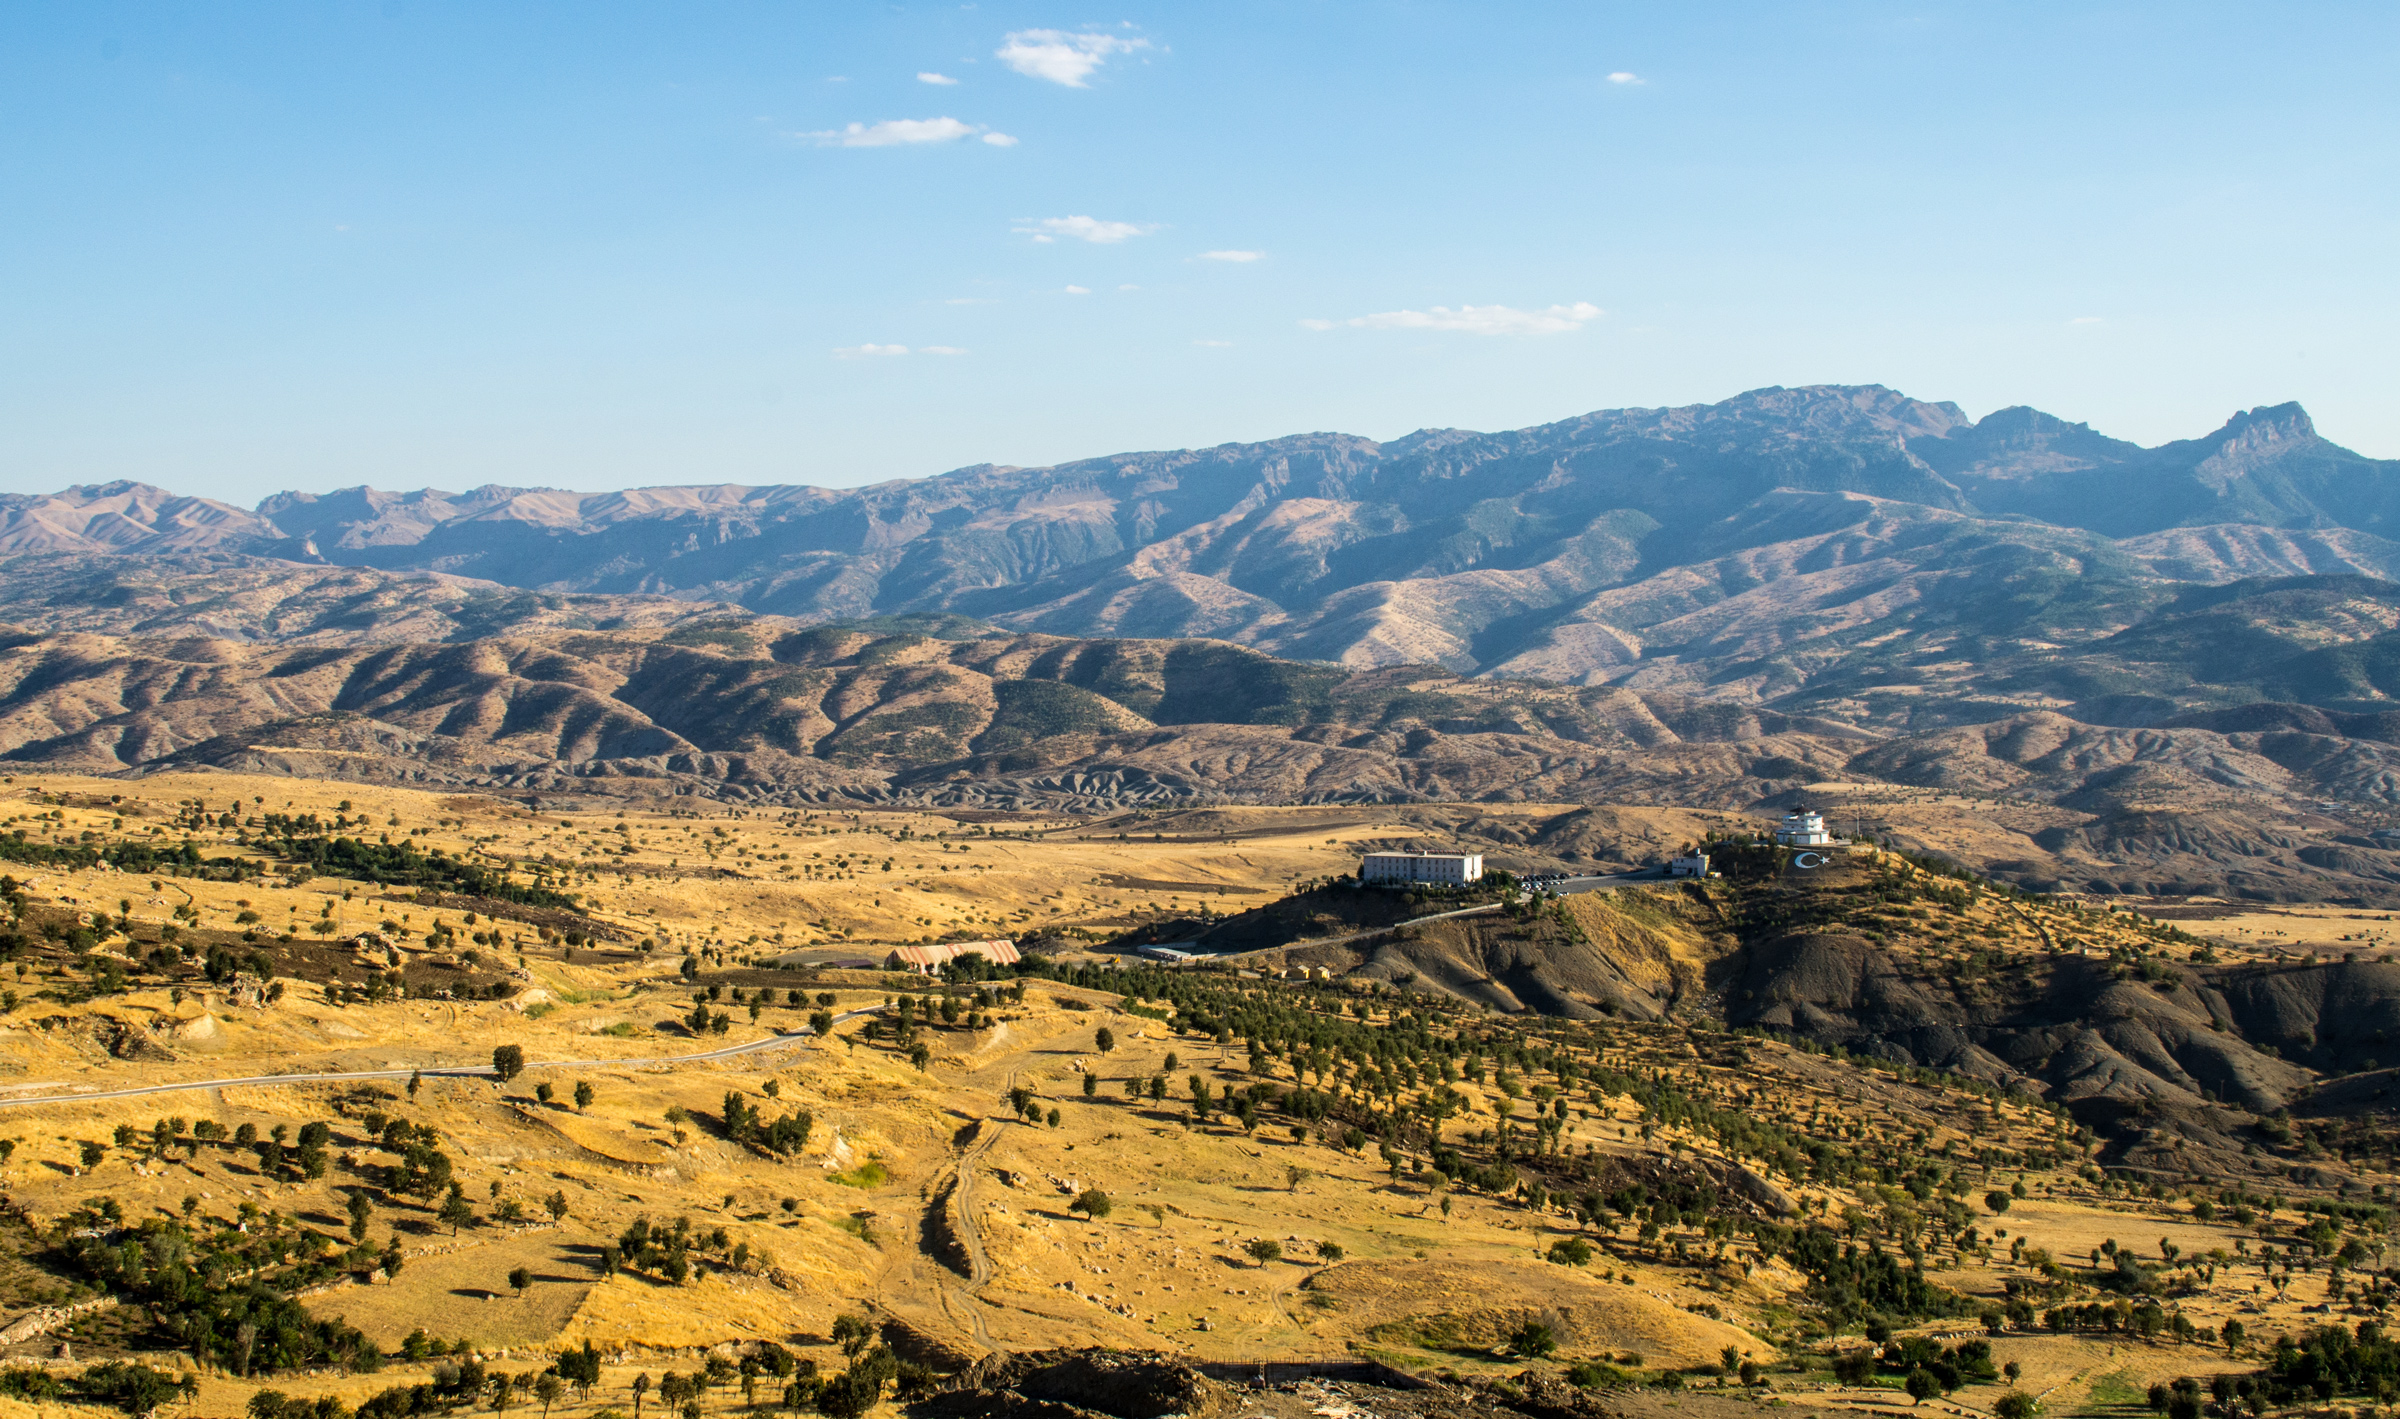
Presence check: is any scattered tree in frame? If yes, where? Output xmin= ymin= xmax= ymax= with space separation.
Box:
xmin=1511 ymin=1319 xmax=1558 ymax=1357
xmin=830 ymin=1314 xmax=874 ymax=1360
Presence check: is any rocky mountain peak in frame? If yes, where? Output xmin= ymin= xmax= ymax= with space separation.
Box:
xmin=6 ymin=384 xmax=2388 ymax=689
xmin=2213 ymin=401 xmax=2319 ymax=449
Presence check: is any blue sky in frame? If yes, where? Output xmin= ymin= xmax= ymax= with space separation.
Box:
xmin=3 ymin=2 xmax=2395 ymax=504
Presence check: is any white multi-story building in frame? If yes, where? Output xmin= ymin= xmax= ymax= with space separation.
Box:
xmin=1360 ymin=851 xmax=1484 ymax=886
xmin=1775 ymin=812 xmax=1836 ymax=847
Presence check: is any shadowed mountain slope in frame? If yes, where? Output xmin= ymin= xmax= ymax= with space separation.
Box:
xmin=6 ymin=616 xmax=2400 ymax=902
xmin=8 ymin=386 xmax=2395 ymax=702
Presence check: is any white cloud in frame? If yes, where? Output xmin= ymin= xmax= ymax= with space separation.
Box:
xmin=920 ymin=345 xmax=969 ymax=355
xmin=917 ymin=71 xmax=959 ymax=85
xmin=1064 ymin=285 xmax=1091 ymax=295
xmin=804 ymin=116 xmax=1004 ymax=147
xmin=834 ymin=343 xmax=909 ymax=358
xmin=1607 ymin=71 xmax=1643 ymax=84
xmin=1017 ymin=214 xmax=1153 ymax=244
xmin=1118 ymin=283 xmax=1140 ymax=291
xmin=1307 ymin=301 xmax=1604 ymax=336
xmin=995 ymin=29 xmax=1150 ymax=87
xmin=944 ymin=297 xmax=997 ymax=305
xmin=1199 ymin=249 xmax=1264 ymax=263
xmin=981 ymin=131 xmax=1019 ymax=147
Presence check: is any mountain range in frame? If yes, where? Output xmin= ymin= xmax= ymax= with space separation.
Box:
xmin=9 ymin=383 xmax=2400 ymax=900
xmin=10 ymin=385 xmax=2400 ymax=715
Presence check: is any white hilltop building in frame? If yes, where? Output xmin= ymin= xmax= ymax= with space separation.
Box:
xmin=1360 ymin=851 xmax=1484 ymax=886
xmin=1775 ymin=811 xmax=1837 ymax=847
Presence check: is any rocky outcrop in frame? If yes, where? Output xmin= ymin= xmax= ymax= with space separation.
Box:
xmin=913 ymin=1349 xmax=1224 ymax=1419
xmin=1727 ymin=938 xmax=2316 ymax=1124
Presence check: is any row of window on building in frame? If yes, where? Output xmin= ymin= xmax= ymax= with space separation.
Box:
xmin=1359 ymin=813 xmax=1837 ymax=886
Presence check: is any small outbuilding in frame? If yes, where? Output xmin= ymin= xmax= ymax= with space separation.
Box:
xmin=884 ymin=938 xmax=1022 ymax=975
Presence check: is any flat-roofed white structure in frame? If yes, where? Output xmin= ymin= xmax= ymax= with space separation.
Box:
xmin=1775 ymin=811 xmax=1835 ymax=847
xmin=885 ymin=939 xmax=1021 ymax=974
xmin=1361 ymin=851 xmax=1484 ymax=886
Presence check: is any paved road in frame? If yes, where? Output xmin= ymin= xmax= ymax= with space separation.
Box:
xmin=0 ymin=1007 xmax=884 ymax=1110
xmin=1542 ymin=871 xmax=1673 ymax=894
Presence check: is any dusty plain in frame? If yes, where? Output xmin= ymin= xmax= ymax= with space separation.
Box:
xmin=0 ymin=771 xmax=2381 ymax=1419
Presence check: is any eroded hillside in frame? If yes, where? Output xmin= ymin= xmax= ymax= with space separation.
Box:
xmin=1121 ymin=844 xmax=2400 ymax=1192
xmin=10 ymin=616 xmax=2400 ymax=904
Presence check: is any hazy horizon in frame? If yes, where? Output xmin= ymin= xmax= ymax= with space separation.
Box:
xmin=7 ymin=383 xmax=2369 ymax=510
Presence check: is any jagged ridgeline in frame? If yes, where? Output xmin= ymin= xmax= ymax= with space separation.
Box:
xmin=7 ymin=384 xmax=2399 ymax=704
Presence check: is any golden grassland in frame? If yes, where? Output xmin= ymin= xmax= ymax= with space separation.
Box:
xmin=0 ymin=769 xmax=1639 ymax=954
xmin=0 ymin=770 xmax=2376 ymax=1419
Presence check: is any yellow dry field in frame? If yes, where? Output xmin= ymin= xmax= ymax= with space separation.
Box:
xmin=0 ymin=769 xmax=1729 ymax=954
xmin=2172 ymin=904 xmax=2400 ymax=959
xmin=0 ymin=769 xmax=2348 ymax=1419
